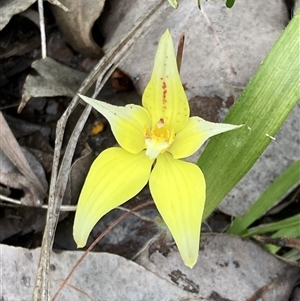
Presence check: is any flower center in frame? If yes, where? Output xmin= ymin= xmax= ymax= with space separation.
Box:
xmin=144 ymin=118 xmax=175 ymax=159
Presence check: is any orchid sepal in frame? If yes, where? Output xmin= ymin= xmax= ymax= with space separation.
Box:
xmin=73 ymin=147 xmax=154 ymax=247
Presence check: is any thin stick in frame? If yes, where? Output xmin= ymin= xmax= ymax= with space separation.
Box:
xmin=37 ymin=0 xmax=47 ymax=58
xmin=254 ymin=236 xmax=300 ymax=250
xmin=51 ymin=201 xmax=154 ymax=301
xmin=0 ymin=195 xmax=76 ymax=211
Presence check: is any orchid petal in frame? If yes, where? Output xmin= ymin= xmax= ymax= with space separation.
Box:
xmin=79 ymin=94 xmax=151 ymax=154
xmin=142 ymin=30 xmax=189 ymax=133
xmin=169 ymin=116 xmax=243 ymax=159
xmin=73 ymin=147 xmax=154 ymax=247
xmin=149 ymin=153 xmax=205 ymax=268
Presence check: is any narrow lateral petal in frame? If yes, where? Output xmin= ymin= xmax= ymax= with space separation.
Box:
xmin=79 ymin=94 xmax=151 ymax=154
xmin=149 ymin=153 xmax=205 ymax=268
xmin=169 ymin=116 xmax=243 ymax=159
xmin=73 ymin=147 xmax=154 ymax=247
xmin=142 ymin=30 xmax=189 ymax=133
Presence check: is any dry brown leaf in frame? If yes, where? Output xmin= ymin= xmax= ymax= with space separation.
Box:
xmin=0 ymin=112 xmax=47 ymax=205
xmin=19 ymin=57 xmax=86 ymax=112
xmin=50 ymin=0 xmax=105 ymax=58
xmin=111 ymin=69 xmax=134 ymax=92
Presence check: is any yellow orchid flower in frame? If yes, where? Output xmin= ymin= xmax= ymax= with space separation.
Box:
xmin=73 ymin=29 xmax=241 ymax=268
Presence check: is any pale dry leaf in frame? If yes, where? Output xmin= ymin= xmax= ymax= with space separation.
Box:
xmin=0 ymin=0 xmax=69 ymax=30
xmin=0 ymin=147 xmax=48 ymax=206
xmin=47 ymin=0 xmax=69 ymax=12
xmin=0 ymin=0 xmax=36 ymax=30
xmin=19 ymin=57 xmax=86 ymax=112
xmin=0 ymin=244 xmax=210 ymax=301
xmin=135 ymin=233 xmax=300 ymax=301
xmin=19 ymin=8 xmax=40 ymax=27
xmin=50 ymin=0 xmax=105 ymax=58
xmin=0 ymin=112 xmax=47 ymax=205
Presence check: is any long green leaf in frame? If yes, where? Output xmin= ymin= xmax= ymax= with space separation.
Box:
xmin=228 ymin=159 xmax=300 ymax=235
xmin=242 ymin=214 xmax=300 ymax=238
xmin=283 ymin=249 xmax=300 ymax=261
xmin=198 ymin=12 xmax=300 ymax=219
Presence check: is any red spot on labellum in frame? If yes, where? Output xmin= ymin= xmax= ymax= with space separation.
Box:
xmin=162 ymin=81 xmax=167 ymax=103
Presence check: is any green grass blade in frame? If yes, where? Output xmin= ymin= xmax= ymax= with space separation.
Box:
xmin=242 ymin=214 xmax=300 ymax=238
xmin=283 ymin=249 xmax=300 ymax=261
xmin=198 ymin=12 xmax=300 ymax=220
xmin=228 ymin=160 xmax=300 ymax=235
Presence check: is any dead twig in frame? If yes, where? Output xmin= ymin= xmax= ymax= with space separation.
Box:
xmin=37 ymin=0 xmax=47 ymax=58
xmin=254 ymin=235 xmax=300 ymax=250
xmin=0 ymin=195 xmax=76 ymax=211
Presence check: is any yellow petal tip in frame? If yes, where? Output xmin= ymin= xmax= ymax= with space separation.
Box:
xmin=73 ymin=233 xmax=87 ymax=249
xmin=183 ymin=253 xmax=198 ymax=269
xmin=186 ymin=262 xmax=196 ymax=269
xmin=76 ymin=242 xmax=85 ymax=249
